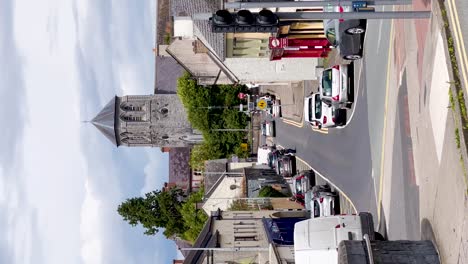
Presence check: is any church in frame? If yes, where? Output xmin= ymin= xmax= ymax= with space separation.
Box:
xmin=92 ymin=93 xmax=203 ymax=148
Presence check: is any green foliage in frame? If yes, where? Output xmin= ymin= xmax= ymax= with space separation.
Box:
xmin=117 ymin=189 xmax=186 ymax=237
xmin=180 ymin=188 xmax=208 ymax=243
xmin=118 ymin=187 xmax=209 ymax=243
xmin=177 ymin=73 xmax=250 ymax=162
xmin=456 ymin=128 xmax=461 ymax=149
xmin=258 ymin=186 xmax=287 ymax=198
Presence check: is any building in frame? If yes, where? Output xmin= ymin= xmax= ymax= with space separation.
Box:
xmin=202 ymin=159 xmax=302 ymax=213
xmin=163 ymin=0 xmax=327 ymax=86
xmin=182 ymin=209 xmax=307 ymax=264
xmin=92 ymin=94 xmax=203 ymax=148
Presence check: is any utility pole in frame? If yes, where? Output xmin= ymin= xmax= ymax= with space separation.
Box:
xmin=192 ymin=10 xmax=431 ymax=21
xmin=225 ymin=0 xmax=412 ymax=9
xmin=276 ymin=11 xmax=431 ymax=20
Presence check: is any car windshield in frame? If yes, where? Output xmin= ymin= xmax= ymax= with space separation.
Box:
xmin=313 ymin=200 xmax=320 ymax=217
xmin=321 ymin=69 xmax=333 ymax=97
xmin=314 ymin=94 xmax=322 ymax=119
xmin=295 ymin=179 xmax=302 ymax=194
xmin=325 ymin=24 xmax=337 ymax=46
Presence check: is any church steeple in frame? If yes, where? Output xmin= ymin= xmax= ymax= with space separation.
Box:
xmin=91 ymin=96 xmax=119 ymax=146
xmin=92 ymin=94 xmax=203 ymax=148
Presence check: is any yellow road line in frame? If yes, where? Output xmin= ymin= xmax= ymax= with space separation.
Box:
xmin=281 ymin=117 xmax=304 ymax=128
xmin=448 ymin=0 xmax=468 ymax=92
xmin=377 ymin=21 xmax=394 ymax=225
xmin=295 ymin=155 xmax=358 ymax=214
xmin=311 ymin=126 xmax=329 ymax=134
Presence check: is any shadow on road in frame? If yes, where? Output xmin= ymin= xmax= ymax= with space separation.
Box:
xmin=421 ymin=218 xmax=441 ymax=254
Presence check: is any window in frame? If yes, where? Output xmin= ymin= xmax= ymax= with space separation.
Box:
xmin=120 ymin=115 xmax=144 ymax=122
xmin=325 ymin=26 xmax=337 ymax=46
xmin=234 ymin=236 xmax=257 ymax=241
xmin=313 ymin=94 xmax=322 ymax=120
xmin=321 ymin=69 xmax=333 ymax=97
xmin=121 ymin=103 xmax=143 ymax=111
xmin=226 ymin=36 xmax=270 ymax=58
xmin=160 ymin=107 xmax=169 ymax=115
xmin=161 ymin=135 xmax=169 ymax=140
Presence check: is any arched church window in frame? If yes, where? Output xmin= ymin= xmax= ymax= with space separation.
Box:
xmin=120 ymin=114 xmax=144 ymax=122
xmin=120 ymin=103 xmax=143 ymax=111
xmin=121 ymin=138 xmax=129 ymax=144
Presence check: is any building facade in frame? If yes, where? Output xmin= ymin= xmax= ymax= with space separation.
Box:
xmin=182 ymin=209 xmax=306 ymax=264
xmin=92 ymin=94 xmax=203 ymax=147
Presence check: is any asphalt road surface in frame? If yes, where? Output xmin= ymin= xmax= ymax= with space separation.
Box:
xmin=274 ymin=16 xmax=393 ymax=223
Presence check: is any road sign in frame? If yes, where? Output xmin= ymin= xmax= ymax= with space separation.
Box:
xmin=257 ymin=99 xmax=267 ymax=110
xmin=240 ymin=143 xmax=248 ymax=151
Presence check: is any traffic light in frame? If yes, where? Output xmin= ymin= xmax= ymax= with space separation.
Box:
xmin=211 ymin=9 xmax=279 ymax=33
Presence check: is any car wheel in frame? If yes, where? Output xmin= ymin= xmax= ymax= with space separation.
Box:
xmin=344 ymin=54 xmax=362 ymax=60
xmin=346 ymin=27 xmax=365 ymax=35
xmin=374 ymin=232 xmax=386 ymax=241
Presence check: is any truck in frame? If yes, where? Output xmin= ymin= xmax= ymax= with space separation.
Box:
xmin=294 ymin=213 xmax=440 ymax=264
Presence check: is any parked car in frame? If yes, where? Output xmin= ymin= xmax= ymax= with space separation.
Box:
xmin=323 ymin=5 xmax=367 ymax=60
xmin=268 ymin=148 xmax=296 ymax=169
xmin=291 ymin=170 xmax=316 ymax=199
xmin=275 ymin=154 xmax=297 ymax=178
xmin=304 ymin=93 xmax=345 ymax=128
xmin=272 ymin=99 xmax=281 ymax=117
xmin=257 ymin=145 xmax=276 ymax=166
xmin=304 ymin=185 xmax=337 ymax=218
xmin=319 ymin=64 xmax=352 ymax=108
xmin=261 ymin=120 xmax=276 ymax=137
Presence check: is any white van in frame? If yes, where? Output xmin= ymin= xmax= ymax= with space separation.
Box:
xmin=294 ymin=213 xmax=375 ymax=264
xmin=256 ymin=145 xmax=274 ymax=166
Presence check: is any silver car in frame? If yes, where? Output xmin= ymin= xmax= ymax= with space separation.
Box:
xmin=305 ymin=185 xmax=337 ymax=218
xmin=320 ymin=64 xmax=352 ymax=109
xmin=261 ymin=120 xmax=276 ymax=137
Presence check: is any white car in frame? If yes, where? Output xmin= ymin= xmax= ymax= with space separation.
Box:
xmin=261 ymin=120 xmax=276 ymax=137
xmin=304 ymin=93 xmax=343 ymax=128
xmin=319 ymin=64 xmax=352 ymax=108
xmin=304 ymin=185 xmax=337 ymax=219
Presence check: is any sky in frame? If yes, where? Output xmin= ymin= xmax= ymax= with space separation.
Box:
xmin=0 ymin=0 xmax=179 ymax=263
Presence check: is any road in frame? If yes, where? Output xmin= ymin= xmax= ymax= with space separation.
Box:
xmin=273 ymin=14 xmax=393 ymax=224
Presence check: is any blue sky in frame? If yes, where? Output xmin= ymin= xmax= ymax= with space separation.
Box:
xmin=0 ymin=0 xmax=178 ymax=263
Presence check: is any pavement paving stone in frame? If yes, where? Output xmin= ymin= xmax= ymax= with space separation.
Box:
xmin=385 ymin=0 xmax=468 ymax=262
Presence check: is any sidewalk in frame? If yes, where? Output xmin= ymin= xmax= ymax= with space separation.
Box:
xmin=382 ymin=0 xmax=468 ymax=263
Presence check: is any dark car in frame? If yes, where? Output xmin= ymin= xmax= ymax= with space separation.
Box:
xmin=275 ymin=154 xmax=297 ymax=178
xmin=268 ymin=148 xmax=296 ymax=169
xmin=324 ymin=18 xmax=367 ymax=60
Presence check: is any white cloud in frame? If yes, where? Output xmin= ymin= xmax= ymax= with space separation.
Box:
xmin=141 ymin=151 xmax=169 ymax=195
xmin=0 ymin=0 xmax=177 ymax=263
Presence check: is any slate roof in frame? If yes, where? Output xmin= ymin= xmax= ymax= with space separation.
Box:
xmin=203 ymin=159 xmax=228 ymax=197
xmin=92 ymin=96 xmax=119 ymax=146
xmin=169 ymin=147 xmax=191 ymax=190
xmin=154 ymin=56 xmax=185 ymax=94
xmin=170 ymin=0 xmax=225 ymax=60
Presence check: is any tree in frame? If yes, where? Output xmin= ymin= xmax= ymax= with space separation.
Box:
xmin=118 ymin=187 xmax=209 ymax=243
xmin=180 ymin=188 xmax=208 ymax=242
xmin=117 ymin=189 xmax=186 ymax=237
xmin=258 ymin=186 xmax=287 ymax=198
xmin=177 ymin=73 xmax=251 ymax=163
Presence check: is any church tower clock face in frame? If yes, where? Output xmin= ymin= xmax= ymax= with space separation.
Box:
xmin=92 ymin=94 xmax=203 ymax=147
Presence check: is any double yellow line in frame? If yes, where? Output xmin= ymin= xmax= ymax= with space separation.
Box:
xmin=281 ymin=117 xmax=303 ymax=128
xmin=447 ymin=0 xmax=468 ymax=91
xmin=282 ymin=117 xmax=329 ymax=134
